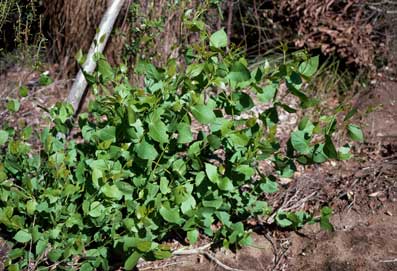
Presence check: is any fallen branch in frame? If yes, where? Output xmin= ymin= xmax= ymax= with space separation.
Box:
xmin=138 ymin=260 xmax=189 ymax=271
xmin=267 ymin=189 xmax=316 ymax=224
xmin=380 ymin=258 xmax=397 ymax=263
xmin=173 ymin=243 xmax=244 ymax=271
xmin=137 ymin=243 xmax=245 ymax=271
xmin=172 ymin=243 xmax=212 ymax=255
xmin=202 ymin=251 xmax=244 ymax=271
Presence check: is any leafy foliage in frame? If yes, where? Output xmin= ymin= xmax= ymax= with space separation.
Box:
xmin=0 ymin=28 xmax=362 ymax=270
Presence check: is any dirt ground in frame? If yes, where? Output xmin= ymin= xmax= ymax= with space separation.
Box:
xmin=0 ymin=68 xmax=396 ymax=271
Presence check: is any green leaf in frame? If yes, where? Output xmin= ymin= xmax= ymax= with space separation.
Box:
xmin=173 ymin=159 xmax=187 ymax=176
xmin=230 ymin=92 xmax=254 ymax=113
xmin=338 ymin=146 xmax=352 ymax=160
xmin=205 ymin=163 xmax=219 ymax=184
xmin=299 ymin=56 xmax=319 ymax=77
xmin=48 ymin=249 xmax=62 ymax=262
xmin=227 ymin=62 xmax=251 ymax=83
xmin=313 ymin=144 xmax=328 ymax=163
xmin=195 ymin=171 xmax=205 ymax=186
xmin=203 ymin=198 xmax=223 ymax=209
xmin=239 ymin=234 xmax=253 ymax=246
xmin=191 ymin=104 xmax=216 ymax=124
xmin=149 ymin=119 xmax=169 ymax=144
xmin=135 ymin=59 xmax=161 ymax=80
xmin=320 ymin=218 xmax=333 ymax=231
xmin=86 ymin=159 xmax=107 ymax=187
xmin=344 ymin=108 xmax=358 ymax=122
xmin=134 ymin=139 xmax=158 ymax=160
xmin=235 ymin=165 xmax=255 ymax=180
xmin=19 ymin=86 xmax=29 ymax=97
xmin=153 ymin=249 xmax=172 ymax=260
xmin=188 ymin=141 xmax=202 ymax=157
xmin=216 ymin=211 xmax=231 ymax=227
xmin=207 ymin=134 xmax=221 ymax=149
xmin=99 ymin=33 xmax=107 ymax=44
xmin=89 ymin=201 xmax=105 ymax=217
xmin=218 ymin=177 xmax=234 ymax=191
xmin=186 ymin=63 xmax=204 ymax=77
xmin=137 ymin=240 xmax=152 ymax=252
xmin=347 ymin=124 xmax=364 ymax=142
xmin=186 ymin=19 xmax=205 ymax=32
xmin=291 ymin=130 xmax=311 ymax=155
xmin=275 ymin=212 xmax=293 ymax=228
xmin=321 ymin=206 xmax=332 ymax=216
xmin=0 ymin=130 xmax=9 ymax=145
xmin=75 ymin=49 xmax=86 ymax=65
xmin=181 ymin=195 xmax=196 ymax=214
xmin=39 ymin=73 xmax=53 ymax=86
xmin=83 ymin=70 xmax=96 ymax=85
xmin=36 ymin=239 xmax=48 ymax=256
xmin=159 ymin=206 xmax=183 ymax=225
xmin=324 ymin=136 xmax=337 ymax=159
xmin=22 ymin=126 xmax=32 ymax=140
xmin=320 ymin=207 xmax=334 ymax=231
xmin=97 ymin=126 xmax=116 ymax=142
xmin=276 ymin=102 xmax=297 ymax=113
xmin=299 ymin=117 xmax=315 ymax=134
xmin=160 ymin=177 xmax=170 ymax=194
xmin=177 ymin=123 xmax=193 ymax=144
xmin=80 ymin=263 xmax=93 ymax=271
xmin=8 ymin=264 xmax=19 ymax=271
xmin=260 ymin=179 xmax=278 ymax=193
xmin=210 ymin=29 xmax=227 ymax=48
xmin=101 ymin=184 xmax=123 ymax=200
xmin=26 ymin=200 xmax=37 ymax=215
xmin=228 ymin=132 xmax=249 ymax=147
xmin=7 ymin=99 xmax=20 ymax=112
xmin=14 ymin=230 xmax=32 ymax=243
xmin=187 ymin=229 xmax=199 ymax=244
xmin=124 ymin=251 xmax=142 ymax=270
xmin=286 ymin=81 xmax=308 ymax=104
xmin=258 ymin=83 xmax=277 ymax=103
xmin=97 ymin=58 xmax=114 ymax=81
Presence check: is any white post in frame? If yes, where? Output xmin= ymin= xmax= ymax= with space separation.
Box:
xmin=67 ymin=0 xmax=125 ymax=113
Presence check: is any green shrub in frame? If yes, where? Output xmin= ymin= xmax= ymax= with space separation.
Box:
xmin=0 ymin=28 xmax=362 ymax=270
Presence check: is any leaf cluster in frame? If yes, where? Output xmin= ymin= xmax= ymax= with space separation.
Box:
xmin=0 ymin=29 xmax=363 ymax=270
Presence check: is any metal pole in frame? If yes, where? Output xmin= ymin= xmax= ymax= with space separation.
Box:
xmin=67 ymin=0 xmax=125 ymax=113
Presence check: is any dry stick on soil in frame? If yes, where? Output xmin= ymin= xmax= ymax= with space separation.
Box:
xmin=380 ymin=258 xmax=397 ymax=263
xmin=263 ymin=231 xmax=290 ymax=271
xmin=263 ymin=232 xmax=278 ymax=266
xmin=139 ymin=243 xmax=245 ymax=271
xmin=272 ymin=241 xmax=289 ymax=271
xmin=267 ymin=189 xmax=317 ymax=224
xmin=138 ymin=260 xmax=189 ymax=271
xmin=173 ymin=243 xmax=246 ymax=271
xmin=66 ymin=0 xmax=125 ymax=114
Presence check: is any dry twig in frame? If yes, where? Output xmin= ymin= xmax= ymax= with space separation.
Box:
xmin=137 ymin=243 xmax=245 ymax=271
